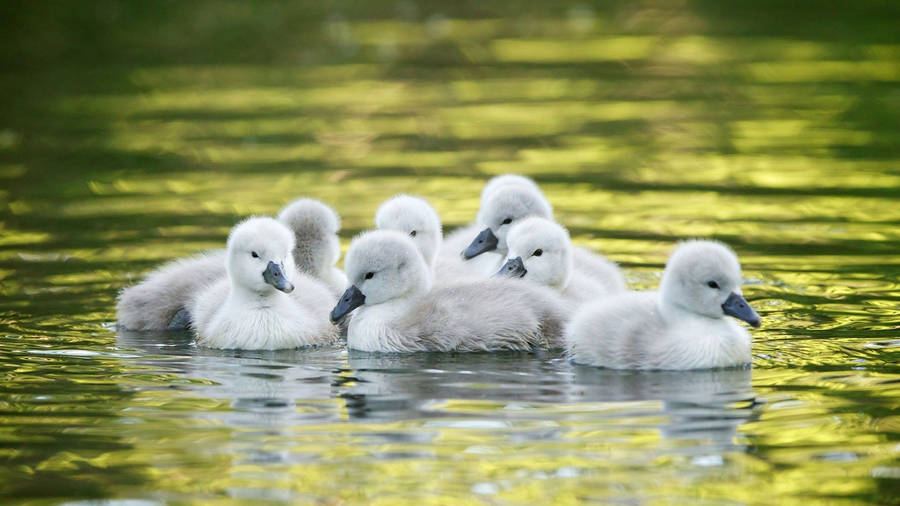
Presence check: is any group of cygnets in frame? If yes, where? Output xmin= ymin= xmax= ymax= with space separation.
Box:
xmin=117 ymin=174 xmax=762 ymax=370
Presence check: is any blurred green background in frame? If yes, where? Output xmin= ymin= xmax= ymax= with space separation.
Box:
xmin=1 ymin=1 xmax=899 ymax=504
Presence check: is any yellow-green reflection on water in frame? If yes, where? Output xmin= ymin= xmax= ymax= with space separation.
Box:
xmin=1 ymin=0 xmax=899 ymax=504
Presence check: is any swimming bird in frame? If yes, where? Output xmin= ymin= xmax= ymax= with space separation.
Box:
xmin=375 ymin=195 xmax=442 ymax=271
xmin=189 ymin=217 xmax=338 ymax=350
xmin=455 ymin=183 xmax=553 ymax=276
xmin=330 ymin=230 xmax=569 ymax=353
xmin=564 ymin=240 xmax=761 ymax=370
xmin=116 ymin=198 xmax=345 ymax=330
xmin=495 ymin=216 xmax=625 ymax=303
xmin=277 ymin=198 xmax=347 ymax=295
xmin=460 ymin=176 xmax=630 ymax=290
xmin=440 ymin=174 xmax=545 ymax=266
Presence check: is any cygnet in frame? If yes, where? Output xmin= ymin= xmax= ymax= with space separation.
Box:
xmin=564 ymin=240 xmax=761 ymax=370
xmin=374 ymin=195 xmax=442 ymax=270
xmin=495 ymin=216 xmax=624 ymax=303
xmin=189 ymin=217 xmax=338 ymax=350
xmin=277 ymin=198 xmax=347 ymax=295
xmin=116 ymin=198 xmax=344 ymax=330
xmin=330 ymin=230 xmax=569 ymax=353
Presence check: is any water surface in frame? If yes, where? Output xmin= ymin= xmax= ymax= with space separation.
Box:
xmin=1 ymin=1 xmax=898 ymax=504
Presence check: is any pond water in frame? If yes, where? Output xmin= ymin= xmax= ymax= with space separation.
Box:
xmin=1 ymin=1 xmax=899 ymax=504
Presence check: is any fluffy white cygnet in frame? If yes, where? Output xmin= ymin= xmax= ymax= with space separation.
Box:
xmin=277 ymin=198 xmax=347 ymax=295
xmin=441 ymin=174 xmax=545 ymax=267
xmin=458 ymin=183 xmax=553 ymax=276
xmin=331 ymin=230 xmax=569 ymax=353
xmin=189 ymin=217 xmax=338 ymax=350
xmin=565 ymin=240 xmax=761 ymax=370
xmin=375 ymin=195 xmax=442 ymax=270
xmin=116 ymin=198 xmax=345 ymax=330
xmin=496 ymin=217 xmax=624 ymax=303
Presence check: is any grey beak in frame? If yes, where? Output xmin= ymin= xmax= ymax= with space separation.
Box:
xmin=263 ymin=261 xmax=294 ymax=293
xmin=463 ymin=228 xmax=499 ymax=260
xmin=495 ymin=256 xmax=527 ymax=278
xmin=331 ymin=285 xmax=366 ymax=323
xmin=722 ymin=292 xmax=761 ymax=328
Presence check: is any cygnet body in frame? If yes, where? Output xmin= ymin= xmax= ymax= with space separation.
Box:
xmin=116 ymin=198 xmax=344 ymax=330
xmin=189 ymin=217 xmax=338 ymax=350
xmin=331 ymin=230 xmax=569 ymax=353
xmin=565 ymin=240 xmax=761 ymax=370
xmin=496 ymin=217 xmax=624 ymax=303
xmin=115 ymin=250 xmax=227 ymax=331
xmin=277 ymin=198 xmax=347 ymax=295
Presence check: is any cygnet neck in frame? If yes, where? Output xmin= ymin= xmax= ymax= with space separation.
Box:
xmin=229 ymin=278 xmax=284 ymax=308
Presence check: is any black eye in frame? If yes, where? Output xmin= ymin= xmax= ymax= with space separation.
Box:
xmin=707 ymin=281 xmax=720 ymax=289
xmin=533 ymin=249 xmax=543 ymax=257
xmin=365 ymin=272 xmax=374 ymax=280
xmin=251 ymin=251 xmax=259 ymax=258
xmin=501 ymin=218 xmax=512 ymax=225
xmin=409 ymin=230 xmax=417 ymax=237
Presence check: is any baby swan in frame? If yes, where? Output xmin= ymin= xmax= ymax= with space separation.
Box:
xmin=189 ymin=217 xmax=338 ymax=350
xmin=116 ymin=198 xmax=344 ymax=330
xmin=461 ymin=183 xmax=553 ymax=276
xmin=375 ymin=195 xmax=442 ymax=270
xmin=496 ymin=217 xmax=624 ymax=303
xmin=441 ymin=174 xmax=544 ymax=273
xmin=565 ymin=240 xmax=761 ymax=370
xmin=277 ymin=198 xmax=347 ymax=295
xmin=331 ymin=230 xmax=569 ymax=353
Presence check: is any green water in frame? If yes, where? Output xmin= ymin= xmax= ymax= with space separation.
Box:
xmin=1 ymin=1 xmax=899 ymax=504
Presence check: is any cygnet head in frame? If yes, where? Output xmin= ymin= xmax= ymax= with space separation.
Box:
xmin=226 ymin=217 xmax=296 ymax=295
xmin=375 ymin=195 xmax=442 ymax=269
xmin=495 ymin=217 xmax=572 ymax=290
xmin=659 ymin=240 xmax=761 ymax=328
xmin=277 ymin=198 xmax=341 ymax=276
xmin=330 ymin=230 xmax=431 ymax=323
xmin=480 ymin=174 xmax=541 ymax=204
xmin=464 ymin=185 xmax=553 ymax=260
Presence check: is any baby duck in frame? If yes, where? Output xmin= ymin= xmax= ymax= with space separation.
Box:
xmin=277 ymin=198 xmax=347 ymax=296
xmin=189 ymin=217 xmax=338 ymax=350
xmin=564 ymin=240 xmax=761 ymax=370
xmin=495 ymin=217 xmax=625 ymax=303
xmin=330 ymin=230 xmax=569 ymax=353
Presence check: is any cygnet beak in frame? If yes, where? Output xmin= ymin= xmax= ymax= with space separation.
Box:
xmin=722 ymin=292 xmax=761 ymax=328
xmin=331 ymin=285 xmax=366 ymax=324
xmin=463 ymin=228 xmax=499 ymax=259
xmin=494 ymin=256 xmax=527 ymax=278
xmin=263 ymin=261 xmax=294 ymax=293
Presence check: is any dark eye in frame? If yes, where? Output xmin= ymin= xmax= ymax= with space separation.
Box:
xmin=533 ymin=249 xmax=543 ymax=257
xmin=409 ymin=230 xmax=417 ymax=237
xmin=501 ymin=218 xmax=513 ymax=225
xmin=251 ymin=251 xmax=259 ymax=258
xmin=707 ymin=281 xmax=719 ymax=289
xmin=365 ymin=272 xmax=374 ymax=280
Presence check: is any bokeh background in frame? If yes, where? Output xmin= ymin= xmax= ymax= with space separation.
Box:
xmin=1 ymin=1 xmax=899 ymax=504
